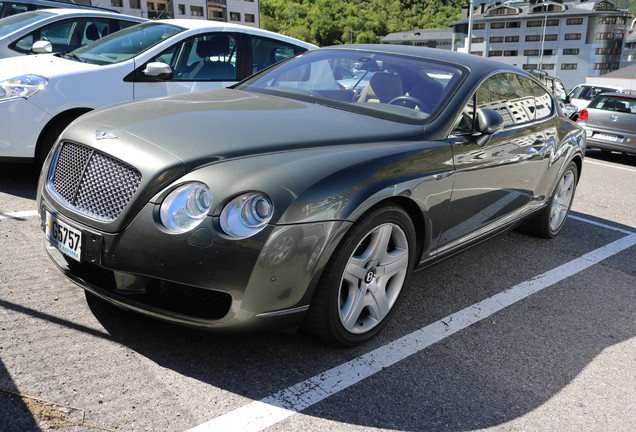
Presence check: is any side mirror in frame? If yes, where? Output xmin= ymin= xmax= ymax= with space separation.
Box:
xmin=32 ymin=40 xmax=52 ymax=54
xmin=142 ymin=62 xmax=173 ymax=80
xmin=476 ymin=108 xmax=504 ymax=135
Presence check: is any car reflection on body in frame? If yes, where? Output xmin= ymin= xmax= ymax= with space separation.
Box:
xmin=37 ymin=45 xmax=586 ymax=346
xmin=577 ymin=93 xmax=636 ymax=156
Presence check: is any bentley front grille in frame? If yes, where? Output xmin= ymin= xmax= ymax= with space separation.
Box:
xmin=49 ymin=141 xmax=142 ymax=221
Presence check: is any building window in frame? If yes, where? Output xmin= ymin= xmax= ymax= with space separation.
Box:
xmin=488 ymin=50 xmax=502 ymax=57
xmin=597 ymin=32 xmax=615 ymax=40
xmin=147 ymin=2 xmax=154 ymax=10
xmin=527 ymin=20 xmax=543 ymax=27
xmin=561 ymin=64 xmax=577 ymax=70
xmin=567 ymin=18 xmax=583 ymax=25
xmin=524 ymin=49 xmax=539 ymax=56
xmin=471 ymin=51 xmax=483 ymax=56
xmin=545 ymin=34 xmax=558 ymax=41
xmin=526 ymin=34 xmax=541 ymax=42
xmin=506 ymin=21 xmax=521 ymax=28
xmin=505 ymin=36 xmax=519 ymax=42
xmin=564 ymin=33 xmax=581 ymax=40
xmin=563 ymin=48 xmax=579 ymax=55
xmin=230 ymin=12 xmax=240 ymax=21
xmin=129 ymin=0 xmax=140 ymax=8
xmin=472 ymin=37 xmax=484 ymax=43
xmin=489 ymin=36 xmax=503 ymax=43
xmin=190 ymin=5 xmax=203 ymax=16
xmin=596 ymin=47 xmax=620 ymax=55
xmin=504 ymin=50 xmax=518 ymax=56
xmin=542 ymin=64 xmax=555 ymax=70
xmin=491 ymin=22 xmax=505 ymax=29
xmin=546 ymin=19 xmax=559 ymax=26
xmin=245 ymin=13 xmax=255 ymax=23
xmin=473 ymin=23 xmax=485 ymax=30
xmin=178 ymin=4 xmax=185 ymax=14
xmin=595 ymin=1 xmax=615 ymax=11
xmin=110 ymin=0 xmax=122 ymax=6
xmin=543 ymin=49 xmax=554 ymax=56
xmin=522 ymin=64 xmax=538 ymax=70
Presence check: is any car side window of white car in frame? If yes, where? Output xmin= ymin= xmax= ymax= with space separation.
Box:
xmin=153 ymin=33 xmax=239 ymax=81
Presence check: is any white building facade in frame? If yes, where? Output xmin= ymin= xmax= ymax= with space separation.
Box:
xmin=101 ymin=0 xmax=259 ymax=27
xmin=449 ymin=0 xmax=633 ymax=89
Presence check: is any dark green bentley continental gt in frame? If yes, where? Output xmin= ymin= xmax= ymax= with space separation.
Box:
xmin=37 ymin=45 xmax=585 ymax=346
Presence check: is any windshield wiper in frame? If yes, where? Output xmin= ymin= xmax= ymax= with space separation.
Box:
xmin=60 ymin=52 xmax=85 ymax=63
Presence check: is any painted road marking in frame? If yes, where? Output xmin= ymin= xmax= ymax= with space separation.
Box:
xmin=188 ymin=217 xmax=636 ymax=432
xmin=584 ymin=159 xmax=636 ymax=173
xmin=0 ymin=210 xmax=38 ymax=221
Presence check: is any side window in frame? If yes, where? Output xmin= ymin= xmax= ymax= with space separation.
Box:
xmin=455 ymin=73 xmax=552 ymax=133
xmin=39 ymin=20 xmax=79 ymax=51
xmin=152 ymin=33 xmax=238 ymax=81
xmin=251 ymin=36 xmax=296 ymax=74
xmin=553 ymin=80 xmax=567 ymax=103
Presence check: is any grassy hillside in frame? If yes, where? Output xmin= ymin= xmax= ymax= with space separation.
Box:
xmin=260 ymin=0 xmax=463 ymax=46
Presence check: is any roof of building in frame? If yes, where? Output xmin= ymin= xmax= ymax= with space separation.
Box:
xmin=599 ymin=63 xmax=636 ymax=78
xmin=381 ymin=28 xmax=453 ymax=44
xmin=449 ymin=0 xmax=632 ymax=26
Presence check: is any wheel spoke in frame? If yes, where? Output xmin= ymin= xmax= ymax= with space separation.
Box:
xmin=375 ymin=248 xmax=408 ymax=278
xmin=340 ymin=285 xmax=367 ymax=330
xmin=366 ymin=286 xmax=390 ymax=322
xmin=343 ymin=257 xmax=368 ymax=285
xmin=366 ymin=225 xmax=393 ymax=262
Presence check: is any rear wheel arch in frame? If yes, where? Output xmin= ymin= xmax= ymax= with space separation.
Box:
xmin=35 ymin=108 xmax=92 ymax=166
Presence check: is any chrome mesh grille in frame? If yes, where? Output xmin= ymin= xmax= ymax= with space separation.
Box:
xmin=50 ymin=142 xmax=142 ymax=222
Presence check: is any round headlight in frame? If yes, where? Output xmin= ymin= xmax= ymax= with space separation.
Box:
xmin=220 ymin=193 xmax=274 ymax=238
xmin=160 ymin=183 xmax=211 ymax=233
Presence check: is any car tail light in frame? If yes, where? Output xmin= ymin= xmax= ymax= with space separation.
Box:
xmin=578 ymin=109 xmax=588 ymax=121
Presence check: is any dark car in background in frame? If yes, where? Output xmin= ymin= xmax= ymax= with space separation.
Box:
xmin=0 ymin=8 xmax=145 ymax=58
xmin=0 ymin=0 xmax=114 ymax=18
xmin=37 ymin=45 xmax=586 ymax=346
xmin=577 ymin=93 xmax=636 ymax=156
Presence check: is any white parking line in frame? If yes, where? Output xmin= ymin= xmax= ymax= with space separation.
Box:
xmin=188 ymin=219 xmax=636 ymax=432
xmin=584 ymin=159 xmax=636 ymax=173
xmin=0 ymin=210 xmax=38 ymax=221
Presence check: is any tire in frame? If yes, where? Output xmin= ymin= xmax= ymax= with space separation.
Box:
xmin=304 ymin=204 xmax=416 ymax=346
xmin=525 ymin=161 xmax=578 ymax=239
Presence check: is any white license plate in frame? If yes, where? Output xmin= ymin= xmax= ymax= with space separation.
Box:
xmin=596 ymin=133 xmax=618 ymax=142
xmin=46 ymin=211 xmax=82 ymax=262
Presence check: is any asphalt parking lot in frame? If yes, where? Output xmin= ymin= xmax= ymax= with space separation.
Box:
xmin=1 ymin=149 xmax=634 ymax=432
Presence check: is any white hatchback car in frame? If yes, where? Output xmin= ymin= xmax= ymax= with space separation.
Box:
xmin=0 ymin=8 xmax=145 ymax=58
xmin=0 ymin=19 xmax=316 ymax=163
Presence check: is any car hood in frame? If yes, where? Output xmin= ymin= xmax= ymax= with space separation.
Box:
xmin=73 ymin=88 xmax=426 ymax=169
xmin=0 ymin=54 xmax=97 ymax=80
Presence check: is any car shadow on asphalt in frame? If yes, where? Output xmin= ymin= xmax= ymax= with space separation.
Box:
xmin=77 ymin=214 xmax=635 ymax=431
xmin=0 ymin=162 xmax=40 ymax=200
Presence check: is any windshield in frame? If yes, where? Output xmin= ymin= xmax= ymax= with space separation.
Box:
xmin=237 ymin=49 xmax=464 ymax=122
xmin=0 ymin=11 xmax=52 ymax=38
xmin=70 ymin=22 xmax=184 ymax=65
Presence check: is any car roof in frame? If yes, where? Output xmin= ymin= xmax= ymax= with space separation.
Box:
xmin=154 ymin=19 xmax=317 ymax=50
xmin=38 ymin=7 xmax=145 ymax=19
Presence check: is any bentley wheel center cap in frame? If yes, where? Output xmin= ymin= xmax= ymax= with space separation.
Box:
xmin=364 ymin=268 xmax=376 ymax=285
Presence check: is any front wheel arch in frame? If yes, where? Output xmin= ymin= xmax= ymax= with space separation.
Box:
xmin=35 ymin=108 xmax=92 ymax=166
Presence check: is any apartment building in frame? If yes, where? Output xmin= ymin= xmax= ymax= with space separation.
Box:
xmin=101 ymin=0 xmax=259 ymax=27
xmin=449 ymin=0 xmax=633 ymax=89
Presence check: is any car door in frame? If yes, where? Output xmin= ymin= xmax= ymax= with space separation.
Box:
xmin=132 ymin=31 xmax=241 ymax=100
xmin=438 ymin=72 xmax=554 ymax=251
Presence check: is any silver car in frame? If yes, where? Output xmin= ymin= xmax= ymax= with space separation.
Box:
xmin=577 ymin=93 xmax=636 ymax=156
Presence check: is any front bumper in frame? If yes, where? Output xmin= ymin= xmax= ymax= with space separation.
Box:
xmin=39 ymin=195 xmax=348 ymax=332
xmin=0 ymin=98 xmax=50 ymax=159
